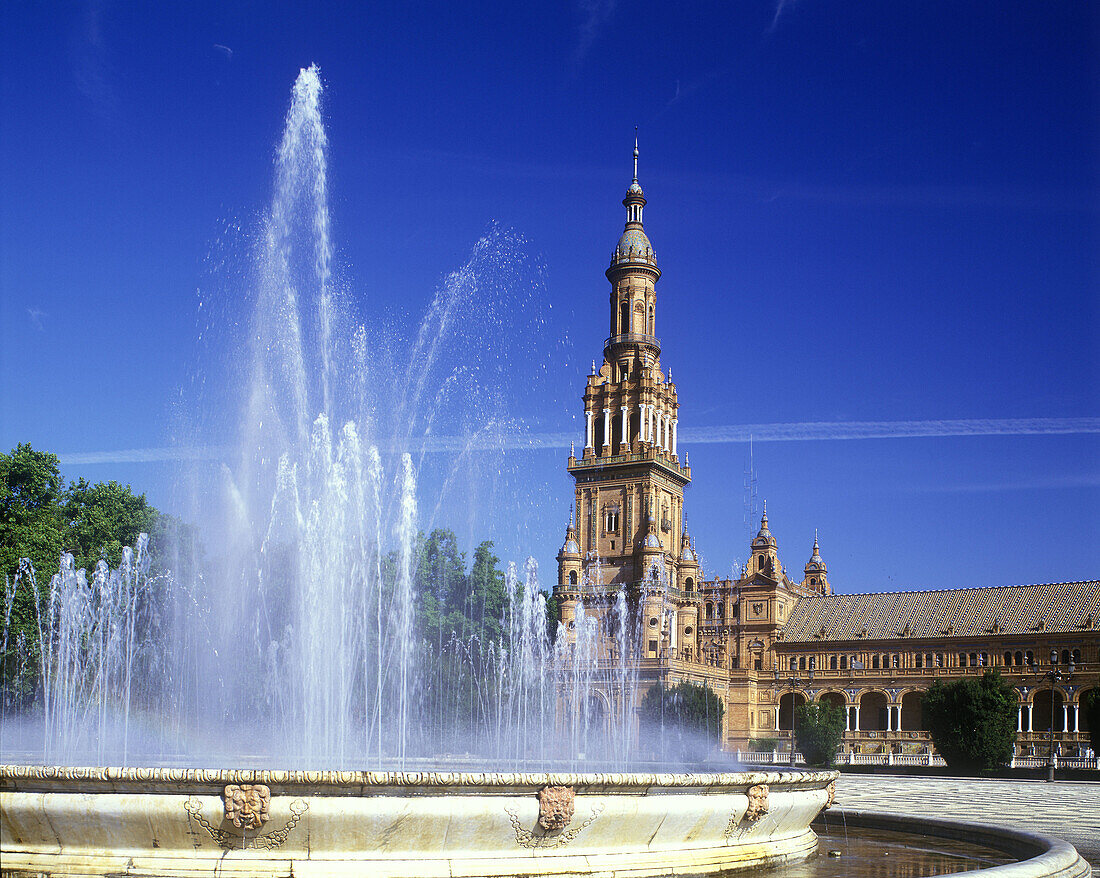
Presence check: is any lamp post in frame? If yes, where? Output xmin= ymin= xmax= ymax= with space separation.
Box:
xmin=1028 ymin=648 xmax=1074 ymax=783
xmin=773 ymin=658 xmax=815 ymax=766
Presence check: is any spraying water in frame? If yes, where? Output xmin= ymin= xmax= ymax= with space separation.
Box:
xmin=0 ymin=65 xmax=685 ymax=772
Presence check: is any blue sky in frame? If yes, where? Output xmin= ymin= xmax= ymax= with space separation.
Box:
xmin=1 ymin=1 xmax=1097 ymax=592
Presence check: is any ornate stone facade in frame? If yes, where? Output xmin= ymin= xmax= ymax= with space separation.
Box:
xmin=553 ymin=150 xmax=1100 ymax=760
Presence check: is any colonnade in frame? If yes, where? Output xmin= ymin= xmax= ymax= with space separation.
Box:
xmin=584 ymin=404 xmax=677 ymax=455
xmin=1017 ymin=702 xmax=1080 ymax=733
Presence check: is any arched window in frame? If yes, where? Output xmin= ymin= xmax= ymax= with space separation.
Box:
xmin=789 ymin=657 xmax=797 ymax=671
xmin=685 ymin=577 xmax=694 ymax=592
xmin=1015 ymin=650 xmax=1023 ymax=666
xmin=568 ymin=570 xmax=577 ymax=585
xmin=916 ymin=653 xmax=924 ymax=668
xmin=830 ymin=655 xmax=838 ymax=670
xmin=799 ymin=656 xmax=806 ymax=670
xmin=892 ymin=655 xmax=900 ymax=668
xmin=705 ymin=602 xmax=714 ymax=620
xmin=872 ymin=655 xmax=880 ymax=669
xmin=619 ymin=301 xmax=629 ymax=334
xmin=1025 ymin=650 xmax=1034 ymax=665
xmin=1072 ymin=649 xmax=1082 ymax=664
xmin=840 ymin=655 xmax=848 ymax=670
xmin=969 ymin=652 xmax=978 ymax=667
xmin=810 ymin=577 xmax=817 ymax=585
xmin=1004 ymin=651 xmax=1012 ymax=666
xmin=1062 ymin=649 xmax=1071 ymax=666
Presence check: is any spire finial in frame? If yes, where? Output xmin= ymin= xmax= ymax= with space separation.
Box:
xmin=633 ymin=127 xmax=639 ymax=182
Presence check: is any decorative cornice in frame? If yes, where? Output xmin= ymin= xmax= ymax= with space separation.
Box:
xmin=0 ymin=764 xmax=837 ymax=792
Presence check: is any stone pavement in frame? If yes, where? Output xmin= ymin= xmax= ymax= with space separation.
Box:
xmin=833 ymin=773 xmax=1100 ymax=875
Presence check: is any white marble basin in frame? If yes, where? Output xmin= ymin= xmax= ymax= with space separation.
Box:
xmin=0 ymin=765 xmax=838 ymax=877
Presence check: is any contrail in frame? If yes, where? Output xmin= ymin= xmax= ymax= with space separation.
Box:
xmin=56 ymin=417 xmax=1099 ymax=464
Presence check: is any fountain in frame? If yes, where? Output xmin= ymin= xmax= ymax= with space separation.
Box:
xmin=0 ymin=66 xmax=1088 ymax=878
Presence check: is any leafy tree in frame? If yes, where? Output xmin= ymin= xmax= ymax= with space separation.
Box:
xmin=468 ymin=540 xmax=505 ymax=644
xmin=1 ymin=446 xmax=164 ymax=710
xmin=1 ymin=445 xmax=66 ymax=707
xmin=794 ymin=701 xmax=845 ymax=767
xmin=1082 ymin=689 xmax=1100 ymax=753
xmin=639 ymin=680 xmax=724 ymax=763
xmin=62 ymin=478 xmax=157 ymax=571
xmin=923 ymin=670 xmax=1017 ymax=772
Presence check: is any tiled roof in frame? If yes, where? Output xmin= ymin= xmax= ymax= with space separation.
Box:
xmin=781 ymin=581 xmax=1100 ymax=643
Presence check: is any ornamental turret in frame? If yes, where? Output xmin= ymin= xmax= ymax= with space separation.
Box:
xmin=750 ymin=505 xmax=779 ymax=579
xmin=801 ymin=531 xmax=830 ymax=594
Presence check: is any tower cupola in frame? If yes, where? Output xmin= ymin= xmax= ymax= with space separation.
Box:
xmin=801 ymin=531 xmax=830 ymax=594
xmin=609 ymin=132 xmax=659 ymax=274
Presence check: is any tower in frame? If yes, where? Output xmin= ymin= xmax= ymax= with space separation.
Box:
xmin=557 ymin=137 xmax=695 ymax=607
xmin=801 ymin=531 xmax=830 ymax=594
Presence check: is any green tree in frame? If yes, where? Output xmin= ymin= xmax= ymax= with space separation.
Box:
xmin=468 ymin=540 xmax=505 ymax=644
xmin=1 ymin=446 xmax=165 ymax=710
xmin=62 ymin=478 xmax=158 ymax=571
xmin=794 ymin=701 xmax=845 ymax=767
xmin=638 ymin=680 xmax=724 ymax=763
xmin=1 ymin=445 xmax=66 ymax=707
xmin=924 ymin=670 xmax=1017 ymax=772
xmin=1082 ymin=689 xmax=1100 ymax=753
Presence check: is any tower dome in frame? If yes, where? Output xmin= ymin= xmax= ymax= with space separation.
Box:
xmin=804 ymin=532 xmax=826 ymax=575
xmin=752 ymin=506 xmax=777 ymax=550
xmin=609 ymin=132 xmax=658 ymax=270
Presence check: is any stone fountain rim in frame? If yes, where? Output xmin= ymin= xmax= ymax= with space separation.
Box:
xmin=0 ymin=763 xmax=838 ymax=793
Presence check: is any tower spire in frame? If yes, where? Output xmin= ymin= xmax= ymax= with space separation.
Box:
xmin=633 ymin=126 xmax=639 ymax=183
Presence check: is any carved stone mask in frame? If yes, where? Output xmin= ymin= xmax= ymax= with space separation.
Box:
xmin=223 ymin=784 xmax=271 ymax=830
xmin=538 ymin=785 xmax=575 ymax=831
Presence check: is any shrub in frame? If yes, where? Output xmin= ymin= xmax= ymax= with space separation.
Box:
xmin=639 ymin=681 xmax=724 ymax=763
xmin=794 ymin=702 xmax=845 ymax=767
xmin=747 ymin=737 xmax=778 ymax=752
xmin=923 ymin=670 xmax=1016 ymax=772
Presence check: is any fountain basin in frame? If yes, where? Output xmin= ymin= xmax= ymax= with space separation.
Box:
xmin=0 ymin=765 xmax=836 ymax=877
xmin=812 ymin=811 xmax=1091 ymax=878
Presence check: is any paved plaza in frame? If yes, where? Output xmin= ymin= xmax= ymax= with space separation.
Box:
xmin=833 ymin=773 xmax=1100 ymax=874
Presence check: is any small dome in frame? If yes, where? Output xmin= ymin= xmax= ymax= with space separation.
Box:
xmin=804 ymin=534 xmax=826 ymax=573
xmin=562 ymin=538 xmax=580 ymax=554
xmin=627 ymin=180 xmax=644 ymax=197
xmin=753 ymin=510 xmax=777 ymax=549
xmin=644 ymin=532 xmax=662 ymax=549
xmin=682 ymin=544 xmax=696 ymax=562
xmin=614 ymin=228 xmax=655 ymax=264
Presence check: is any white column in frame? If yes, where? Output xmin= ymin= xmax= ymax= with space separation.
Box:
xmin=646 ymin=405 xmax=654 ymax=443
xmin=1063 ymin=703 xmax=1069 ymax=733
xmin=1026 ymin=704 xmax=1033 ymax=732
xmin=853 ymin=703 xmax=860 ymax=731
xmin=655 ymin=410 xmax=663 ymax=448
xmin=774 ymin=706 xmax=780 ymax=731
xmin=602 ymin=409 xmax=611 ymax=447
xmin=845 ymin=706 xmax=851 ymax=731
xmin=1017 ymin=706 xmax=1023 ymax=733
xmin=672 ymin=418 xmax=678 ymax=455
xmin=664 ymin=415 xmax=671 ymax=450
xmin=620 ymin=405 xmax=629 ymax=445
xmin=886 ymin=705 xmax=893 ymax=732
xmin=1073 ymin=704 xmax=1080 ymax=732
xmin=585 ymin=410 xmax=594 ymax=449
